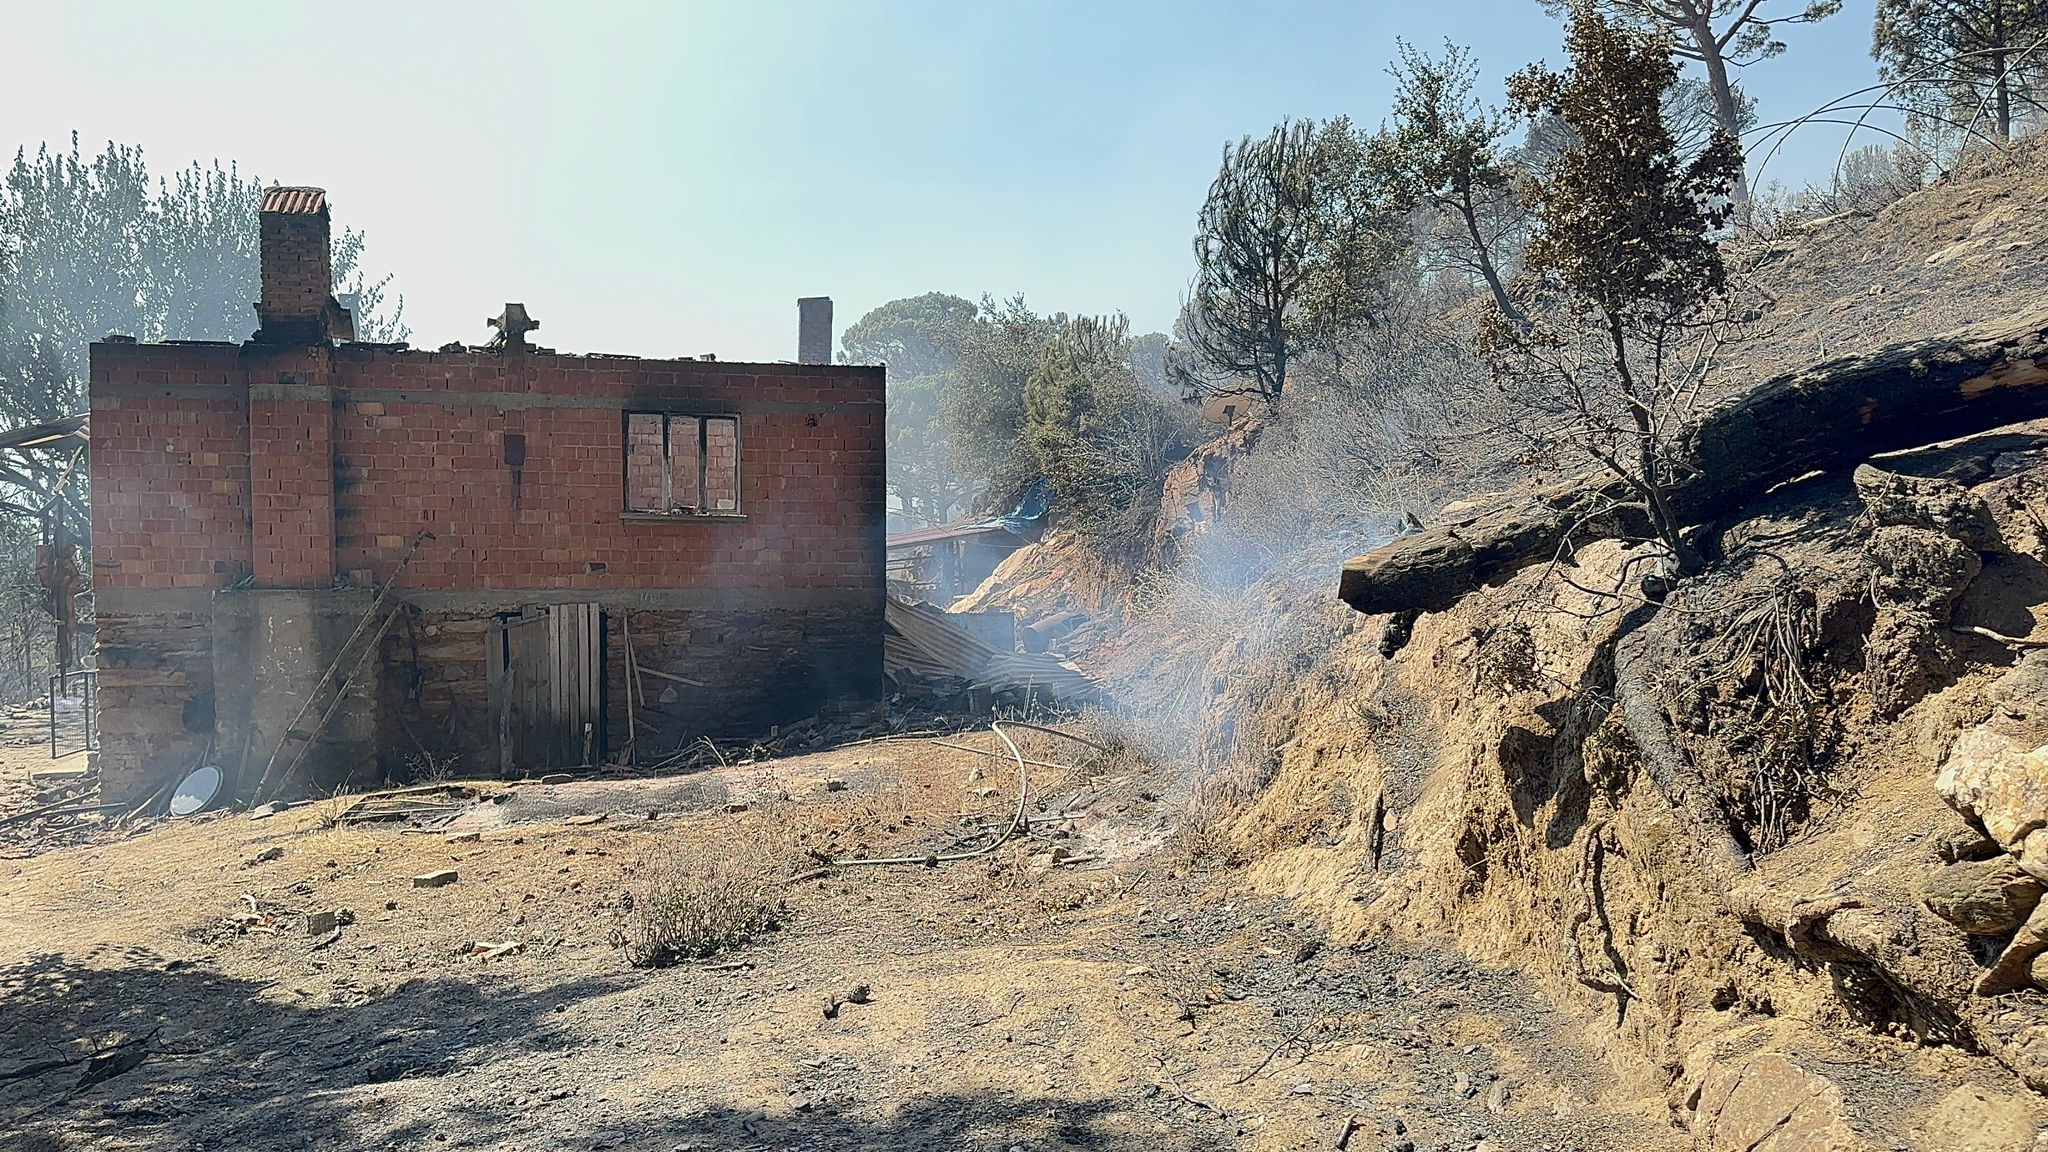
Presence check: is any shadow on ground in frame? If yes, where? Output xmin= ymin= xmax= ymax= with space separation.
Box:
xmin=0 ymin=951 xmax=1226 ymax=1151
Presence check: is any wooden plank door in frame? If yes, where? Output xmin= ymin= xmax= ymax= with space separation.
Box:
xmin=491 ymin=604 xmax=604 ymax=774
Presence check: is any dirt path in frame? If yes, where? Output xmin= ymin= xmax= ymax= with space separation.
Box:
xmin=0 ymin=730 xmax=1681 ymax=1152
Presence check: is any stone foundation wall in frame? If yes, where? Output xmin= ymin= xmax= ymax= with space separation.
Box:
xmin=97 ymin=589 xmax=883 ymax=798
xmin=210 ymin=590 xmax=383 ymax=800
xmin=376 ymin=607 xmax=494 ymax=779
xmin=375 ymin=590 xmax=884 ymax=779
xmin=611 ymin=598 xmax=883 ymax=753
xmin=92 ymin=606 xmax=216 ymax=804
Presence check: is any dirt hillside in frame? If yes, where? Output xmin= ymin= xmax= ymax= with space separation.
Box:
xmin=961 ymin=139 xmax=2048 ymax=1151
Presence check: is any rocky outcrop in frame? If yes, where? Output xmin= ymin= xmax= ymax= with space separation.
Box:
xmin=1688 ymin=1046 xmax=1870 ymax=1152
xmin=1858 ymin=464 xmax=2003 ymax=715
xmin=1932 ymin=653 xmax=2048 ymax=995
xmin=1923 ymin=855 xmax=2046 ymax=936
xmin=1938 ymin=727 xmax=2048 ymax=879
xmin=1149 ymin=418 xmax=1262 ymax=567
xmin=1853 ymin=464 xmax=2006 ymax=553
xmin=1921 ymin=1085 xmax=2045 ymax=1152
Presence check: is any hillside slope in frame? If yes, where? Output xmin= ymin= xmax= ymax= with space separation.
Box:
xmin=979 ymin=140 xmax=2048 ymax=1149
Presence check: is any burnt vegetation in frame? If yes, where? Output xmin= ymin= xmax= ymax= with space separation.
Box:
xmin=858 ymin=0 xmax=2048 ymax=1127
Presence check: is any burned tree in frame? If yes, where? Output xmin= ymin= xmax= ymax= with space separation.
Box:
xmin=1543 ymin=0 xmax=1841 ymax=201
xmin=1482 ymin=7 xmax=1744 ymax=577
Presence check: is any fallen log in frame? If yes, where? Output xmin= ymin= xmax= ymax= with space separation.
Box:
xmin=1338 ymin=309 xmax=2048 ymax=614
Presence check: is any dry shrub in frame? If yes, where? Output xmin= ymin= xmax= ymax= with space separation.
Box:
xmin=405 ymin=750 xmax=460 ymax=784
xmin=616 ymin=842 xmax=783 ymax=968
xmin=1675 ymin=574 xmax=1841 ymax=854
xmin=1159 ymin=732 xmax=1288 ymax=872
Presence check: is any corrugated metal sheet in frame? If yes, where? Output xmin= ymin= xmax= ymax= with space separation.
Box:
xmin=0 ymin=413 xmax=86 ymax=453
xmin=886 ymin=520 xmax=1015 ymax=550
xmin=884 ymin=597 xmax=1104 ymax=704
xmin=886 ymin=484 xmax=1050 ymax=551
xmin=261 ymin=186 xmax=327 ymax=215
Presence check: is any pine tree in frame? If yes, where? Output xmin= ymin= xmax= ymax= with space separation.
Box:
xmin=1873 ymin=0 xmax=2048 ymax=141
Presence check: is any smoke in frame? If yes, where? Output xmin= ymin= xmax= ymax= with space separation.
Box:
xmin=1094 ymin=311 xmax=1493 ymax=786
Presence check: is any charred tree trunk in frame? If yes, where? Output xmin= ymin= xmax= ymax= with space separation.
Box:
xmin=1611 ymin=605 xmax=1750 ymax=880
xmin=1339 ymin=309 xmax=2048 ymax=615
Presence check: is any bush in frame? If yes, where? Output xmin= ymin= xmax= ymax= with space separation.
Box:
xmin=615 ymin=853 xmax=781 ymax=968
xmin=404 ymin=750 xmax=460 ymax=784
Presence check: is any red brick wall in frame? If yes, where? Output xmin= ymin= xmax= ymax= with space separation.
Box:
xmin=258 ymin=210 xmax=331 ymax=325
xmin=89 ymin=342 xmax=886 ymax=594
xmin=625 ymin=413 xmax=666 ymax=511
xmin=90 ymin=343 xmax=253 ymax=589
xmin=251 ymin=393 xmax=336 ymax=587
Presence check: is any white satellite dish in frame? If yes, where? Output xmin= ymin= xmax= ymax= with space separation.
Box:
xmin=169 ymin=765 xmax=223 ymax=817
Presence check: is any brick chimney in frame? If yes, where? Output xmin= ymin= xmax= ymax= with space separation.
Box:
xmin=797 ymin=296 xmax=832 ymax=365
xmin=254 ymin=187 xmax=355 ymax=344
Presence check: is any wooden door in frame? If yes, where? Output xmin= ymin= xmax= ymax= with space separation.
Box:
xmin=488 ymin=604 xmax=604 ymax=774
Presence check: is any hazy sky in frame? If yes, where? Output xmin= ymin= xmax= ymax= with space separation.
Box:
xmin=3 ymin=1 xmax=1890 ymax=362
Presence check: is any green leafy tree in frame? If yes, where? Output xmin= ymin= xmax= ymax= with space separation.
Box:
xmin=1873 ymin=0 xmax=2048 ymax=141
xmin=1022 ymin=314 xmax=1193 ymax=546
xmin=1486 ymin=5 xmax=1745 ymax=575
xmin=1178 ymin=117 xmax=1399 ymax=405
xmin=938 ymin=295 xmax=1060 ymax=509
xmin=1373 ymin=41 xmax=1529 ymax=325
xmin=840 ymin=291 xmax=978 ymax=380
xmin=883 ymin=372 xmax=975 ymax=526
xmin=843 ymin=292 xmax=982 ymax=525
xmin=0 ymin=134 xmax=408 ymax=393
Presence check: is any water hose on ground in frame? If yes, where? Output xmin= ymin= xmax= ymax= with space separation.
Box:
xmin=822 ymin=721 xmax=1035 ymax=868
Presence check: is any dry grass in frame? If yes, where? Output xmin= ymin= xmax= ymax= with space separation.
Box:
xmin=404 ymin=750 xmax=460 ymax=784
xmin=615 ymin=840 xmax=786 ymax=968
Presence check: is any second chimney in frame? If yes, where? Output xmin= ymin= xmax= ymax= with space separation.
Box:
xmin=255 ymin=186 xmax=354 ymax=344
xmin=797 ymin=296 xmax=833 ymax=365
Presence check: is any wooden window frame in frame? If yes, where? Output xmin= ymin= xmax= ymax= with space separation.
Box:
xmin=622 ymin=410 xmax=743 ymax=520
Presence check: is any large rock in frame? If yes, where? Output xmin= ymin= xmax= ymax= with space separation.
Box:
xmin=1920 ymin=1085 xmax=2042 ymax=1152
xmin=1977 ymin=902 xmax=2048 ymax=996
xmin=1988 ymin=651 xmax=2048 ymax=745
xmin=1990 ymin=651 xmax=2048 ymax=713
xmin=1692 ymin=1052 xmax=1870 ymax=1152
xmin=1922 ymin=856 xmax=2045 ymax=935
xmin=1937 ymin=727 xmax=2048 ymax=877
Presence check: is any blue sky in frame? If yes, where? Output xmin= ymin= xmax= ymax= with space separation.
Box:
xmin=3 ymin=1 xmax=1889 ymax=361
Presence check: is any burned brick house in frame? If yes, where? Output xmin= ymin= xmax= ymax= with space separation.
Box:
xmin=89 ymin=187 xmax=885 ymax=804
